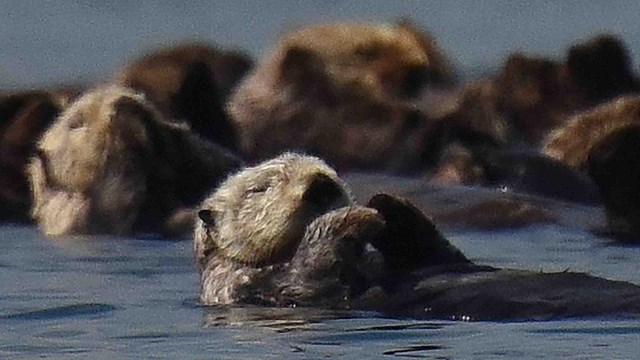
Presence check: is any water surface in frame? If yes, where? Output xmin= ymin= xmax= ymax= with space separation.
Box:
xmin=2 ymin=214 xmax=639 ymax=359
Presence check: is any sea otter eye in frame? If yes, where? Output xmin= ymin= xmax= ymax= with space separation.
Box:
xmin=402 ymin=65 xmax=429 ymax=98
xmin=247 ymin=184 xmax=269 ymax=193
xmin=354 ymin=46 xmax=382 ymax=62
xmin=303 ymin=174 xmax=344 ymax=209
xmin=198 ymin=210 xmax=216 ymax=227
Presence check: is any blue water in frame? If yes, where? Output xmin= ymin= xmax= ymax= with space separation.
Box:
xmin=2 ymin=212 xmax=640 ymax=358
xmin=4 ymin=1 xmax=640 ymax=358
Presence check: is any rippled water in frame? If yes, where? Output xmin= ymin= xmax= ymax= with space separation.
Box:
xmin=2 ymin=200 xmax=640 ymax=359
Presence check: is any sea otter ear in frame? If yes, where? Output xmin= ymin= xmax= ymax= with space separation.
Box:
xmin=302 ymin=173 xmax=345 ymax=209
xmin=198 ymin=209 xmax=216 ymax=228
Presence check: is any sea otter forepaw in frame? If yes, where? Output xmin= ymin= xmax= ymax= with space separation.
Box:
xmin=366 ymin=193 xmax=470 ymax=269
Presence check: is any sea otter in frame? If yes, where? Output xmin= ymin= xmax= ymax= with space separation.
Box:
xmin=0 ymin=89 xmax=77 ymax=222
xmin=195 ymin=153 xmax=640 ymax=320
xmin=435 ymin=34 xmax=638 ymax=149
xmin=587 ymin=126 xmax=640 ymax=241
xmin=227 ymin=21 xmax=454 ymax=172
xmin=28 ymin=85 xmax=241 ymax=237
xmin=543 ymin=95 xmax=640 ymax=169
xmin=541 ymin=95 xmax=640 ymax=240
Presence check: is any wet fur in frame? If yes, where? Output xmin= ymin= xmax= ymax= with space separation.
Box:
xmin=195 ymin=153 xmax=468 ymax=306
xmin=28 ymin=85 xmax=241 ymax=237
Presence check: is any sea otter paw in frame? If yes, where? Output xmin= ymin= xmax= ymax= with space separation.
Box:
xmin=295 ymin=206 xmax=385 ymax=267
xmin=366 ymin=193 xmax=470 ymax=270
xmin=281 ymin=206 xmax=385 ymax=305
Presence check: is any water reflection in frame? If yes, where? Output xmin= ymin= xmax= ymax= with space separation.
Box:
xmin=202 ymin=305 xmax=366 ymax=330
xmin=0 ymin=303 xmax=117 ymax=321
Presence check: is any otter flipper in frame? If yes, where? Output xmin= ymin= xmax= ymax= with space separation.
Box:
xmin=367 ymin=193 xmax=470 ymax=270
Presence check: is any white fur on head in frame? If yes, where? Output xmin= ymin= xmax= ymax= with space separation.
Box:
xmin=195 ymin=152 xmax=353 ymax=266
xmin=28 ymin=85 xmax=160 ymax=236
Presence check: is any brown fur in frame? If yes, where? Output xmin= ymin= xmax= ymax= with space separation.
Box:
xmin=428 ymin=143 xmax=487 ymax=185
xmin=438 ymin=34 xmax=638 ymax=148
xmin=228 ymin=21 xmax=454 ymax=171
xmin=0 ymin=90 xmax=76 ymax=222
xmin=587 ymin=126 xmax=640 ymax=239
xmin=116 ymin=43 xmax=253 ymax=150
xmin=28 ymin=85 xmax=241 ymax=237
xmin=543 ymin=95 xmax=640 ymax=169
xmin=395 ymin=19 xmax=457 ymax=86
xmin=436 ymin=79 xmax=509 ymax=146
xmin=495 ymin=53 xmax=581 ymax=145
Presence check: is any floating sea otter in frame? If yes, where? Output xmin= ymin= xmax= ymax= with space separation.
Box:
xmin=437 ymin=34 xmax=638 ymax=149
xmin=543 ymin=95 xmax=640 ymax=240
xmin=28 ymin=85 xmax=241 ymax=237
xmin=0 ymin=89 xmax=76 ymax=222
xmin=195 ymin=153 xmax=640 ymax=320
xmin=227 ymin=21 xmax=454 ymax=172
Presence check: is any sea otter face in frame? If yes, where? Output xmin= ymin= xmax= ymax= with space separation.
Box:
xmin=36 ymin=86 xmax=155 ymax=192
xmin=279 ymin=23 xmax=432 ymax=102
xmin=197 ymin=153 xmax=353 ymax=265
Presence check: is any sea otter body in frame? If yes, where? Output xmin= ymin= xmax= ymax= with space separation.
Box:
xmin=28 ymin=85 xmax=241 ymax=237
xmin=195 ymin=153 xmax=640 ymax=320
xmin=543 ymin=96 xmax=640 ymax=240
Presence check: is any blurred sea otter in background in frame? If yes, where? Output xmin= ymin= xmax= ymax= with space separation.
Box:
xmin=0 ymin=88 xmax=79 ymax=222
xmin=115 ymin=42 xmax=253 ymax=151
xmin=28 ymin=85 xmax=241 ymax=237
xmin=544 ymin=95 xmax=640 ymax=241
xmin=227 ymin=20 xmax=455 ymax=172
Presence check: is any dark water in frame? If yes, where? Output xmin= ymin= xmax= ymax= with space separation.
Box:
xmin=3 ymin=1 xmax=640 ymax=358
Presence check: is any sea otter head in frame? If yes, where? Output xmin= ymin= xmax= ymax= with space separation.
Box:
xmin=271 ymin=22 xmax=444 ymax=103
xmin=34 ymin=85 xmax=163 ymax=192
xmin=196 ymin=153 xmax=353 ymax=266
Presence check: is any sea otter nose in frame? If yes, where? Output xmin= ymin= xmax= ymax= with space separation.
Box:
xmin=302 ymin=174 xmax=346 ymax=210
xmin=402 ymin=65 xmax=429 ymax=99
